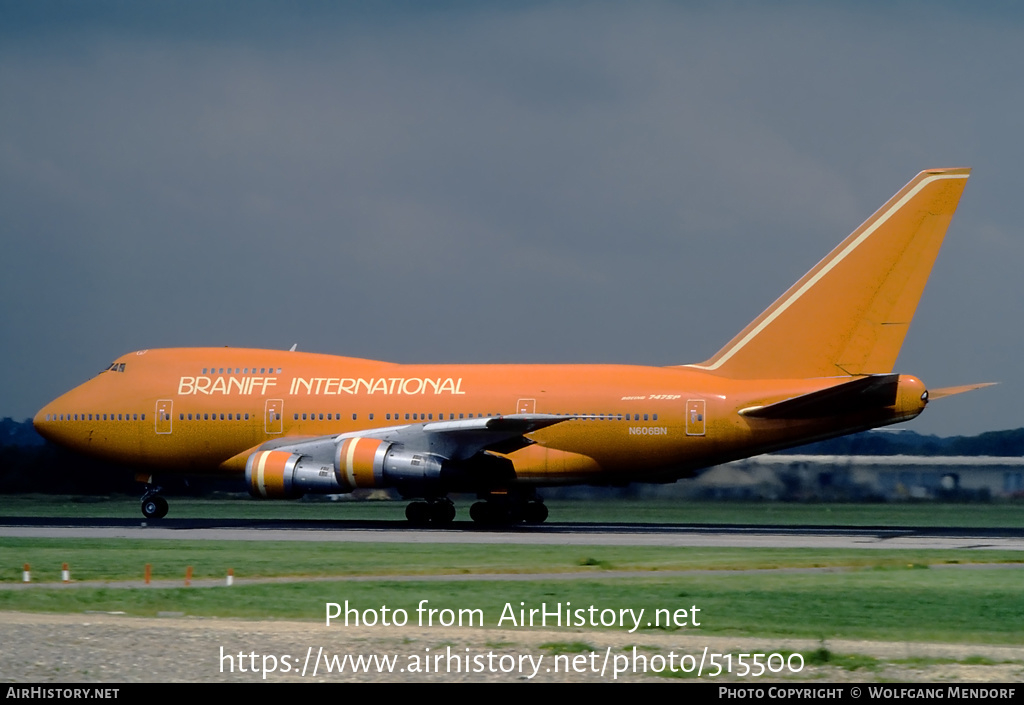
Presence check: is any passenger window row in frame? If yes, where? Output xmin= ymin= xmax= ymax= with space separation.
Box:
xmin=200 ymin=367 xmax=283 ymax=374
xmin=45 ymin=413 xmax=145 ymax=421
xmin=288 ymin=411 xmax=659 ymax=421
xmin=47 ymin=410 xmax=659 ymax=423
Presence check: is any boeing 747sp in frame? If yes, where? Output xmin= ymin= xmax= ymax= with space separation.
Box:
xmin=34 ymin=168 xmax=989 ymax=524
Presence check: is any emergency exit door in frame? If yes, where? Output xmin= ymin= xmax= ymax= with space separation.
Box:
xmin=686 ymin=399 xmax=705 ymax=436
xmin=517 ymin=398 xmax=536 ymax=414
xmin=265 ymin=399 xmax=283 ymax=434
xmin=155 ymin=399 xmax=173 ymax=435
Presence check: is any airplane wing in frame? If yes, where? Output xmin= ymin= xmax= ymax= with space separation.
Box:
xmin=241 ymin=413 xmax=576 ymax=499
xmin=334 ymin=413 xmax=572 ymax=459
xmin=739 ymin=374 xmax=901 ymax=419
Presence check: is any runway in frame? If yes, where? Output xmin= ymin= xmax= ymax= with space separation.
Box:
xmin=3 ymin=517 xmax=1023 ymax=550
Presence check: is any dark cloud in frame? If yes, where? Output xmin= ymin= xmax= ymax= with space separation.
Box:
xmin=1 ymin=3 xmax=1019 ymax=436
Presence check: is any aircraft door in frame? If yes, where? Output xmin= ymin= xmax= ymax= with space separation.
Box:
xmin=517 ymin=398 xmax=536 ymax=414
xmin=265 ymin=399 xmax=283 ymax=434
xmin=155 ymin=400 xmax=173 ymax=435
xmin=686 ymin=399 xmax=706 ymax=436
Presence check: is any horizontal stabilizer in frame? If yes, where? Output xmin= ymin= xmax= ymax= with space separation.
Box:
xmin=929 ymin=382 xmax=997 ymax=400
xmin=740 ymin=374 xmax=900 ymax=419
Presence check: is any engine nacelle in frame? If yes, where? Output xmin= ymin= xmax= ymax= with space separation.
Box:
xmin=382 ymin=448 xmax=445 ymax=488
xmin=334 ymin=437 xmax=391 ymax=490
xmin=335 ymin=437 xmax=445 ymax=495
xmin=245 ymin=449 xmax=340 ymax=499
xmin=246 ymin=440 xmax=450 ymax=499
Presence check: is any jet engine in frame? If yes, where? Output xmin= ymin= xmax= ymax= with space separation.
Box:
xmin=245 ymin=450 xmax=338 ymax=499
xmin=335 ymin=437 xmax=445 ymax=495
xmin=245 ymin=440 xmax=447 ymax=499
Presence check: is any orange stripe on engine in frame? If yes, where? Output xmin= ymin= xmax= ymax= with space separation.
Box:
xmin=340 ymin=438 xmax=383 ymax=489
xmin=262 ymin=451 xmax=288 ymax=497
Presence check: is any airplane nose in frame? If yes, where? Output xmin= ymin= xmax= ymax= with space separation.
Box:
xmin=33 ymin=401 xmax=57 ymax=442
xmin=33 ymin=390 xmax=78 ymax=444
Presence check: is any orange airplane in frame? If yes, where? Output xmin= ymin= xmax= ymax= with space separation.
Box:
xmin=34 ymin=168 xmax=989 ymax=524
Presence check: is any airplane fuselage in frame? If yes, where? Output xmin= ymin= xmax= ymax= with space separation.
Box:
xmin=34 ymin=347 xmax=926 ymax=487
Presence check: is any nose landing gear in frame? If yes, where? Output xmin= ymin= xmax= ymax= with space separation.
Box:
xmin=140 ymin=482 xmax=168 ymax=519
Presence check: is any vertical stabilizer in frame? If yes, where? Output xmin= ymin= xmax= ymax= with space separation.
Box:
xmin=689 ymin=168 xmax=970 ymax=379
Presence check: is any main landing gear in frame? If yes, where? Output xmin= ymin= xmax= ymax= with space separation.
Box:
xmin=469 ymin=493 xmax=548 ymax=526
xmin=403 ymin=493 xmax=549 ymax=527
xmin=140 ymin=483 xmax=168 ymax=519
xmin=405 ymin=497 xmax=457 ymax=527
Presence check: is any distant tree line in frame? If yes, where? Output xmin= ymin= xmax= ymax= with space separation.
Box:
xmin=0 ymin=418 xmax=223 ymax=495
xmin=792 ymin=428 xmax=1024 ymax=456
xmin=3 ymin=417 xmax=1024 ymax=495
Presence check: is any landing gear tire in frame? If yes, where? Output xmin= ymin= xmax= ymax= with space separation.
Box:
xmin=429 ymin=499 xmax=456 ymax=526
xmin=471 ymin=495 xmax=548 ymax=526
xmin=469 ymin=501 xmax=491 ymax=525
xmin=523 ymin=501 xmax=548 ymax=524
xmin=141 ymin=495 xmax=168 ymax=519
xmin=406 ymin=499 xmax=456 ymax=527
xmin=405 ymin=501 xmax=431 ymax=526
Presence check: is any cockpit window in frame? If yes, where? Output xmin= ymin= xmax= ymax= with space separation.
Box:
xmin=102 ymin=362 xmax=127 ymax=373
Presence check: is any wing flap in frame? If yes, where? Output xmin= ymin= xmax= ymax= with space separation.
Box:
xmin=252 ymin=414 xmax=575 ymax=464
xmin=422 ymin=413 xmax=572 ymax=458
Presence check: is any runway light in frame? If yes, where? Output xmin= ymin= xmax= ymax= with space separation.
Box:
xmin=185 ymin=565 xmax=193 ymax=587
xmin=22 ymin=564 xmax=30 ymax=583
xmin=144 ymin=564 xmax=151 ymax=585
xmin=226 ymin=568 xmax=234 ymax=587
xmin=62 ymin=562 xmax=70 ymax=583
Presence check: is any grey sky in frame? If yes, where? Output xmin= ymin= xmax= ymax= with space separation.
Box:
xmin=1 ymin=2 xmax=1020 ymax=437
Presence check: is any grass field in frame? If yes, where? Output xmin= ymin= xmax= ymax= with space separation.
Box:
xmin=4 ymin=537 xmax=1024 ymax=583
xmin=3 ymin=494 xmax=1023 ymax=526
xmin=3 ymin=496 xmax=1023 ymax=651
xmin=2 ymin=537 xmax=1023 ymax=644
xmin=2 ymin=564 xmax=1022 ymax=644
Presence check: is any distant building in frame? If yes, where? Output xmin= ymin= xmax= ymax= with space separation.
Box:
xmin=722 ymin=455 xmax=1024 ymax=501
